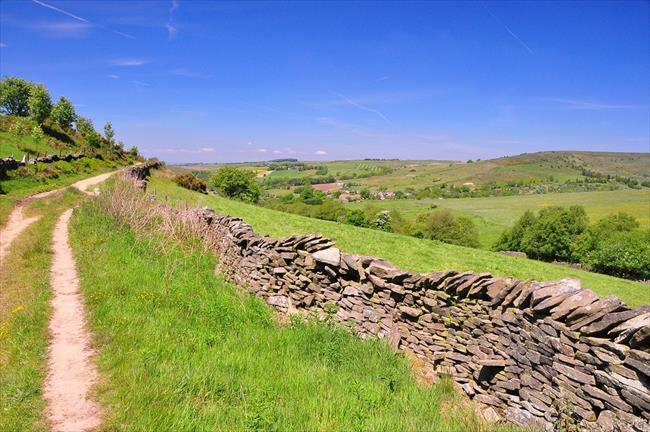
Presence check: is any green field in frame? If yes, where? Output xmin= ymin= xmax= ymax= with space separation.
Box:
xmin=175 ymin=152 xmax=650 ymax=192
xmin=349 ymin=189 xmax=650 ymax=248
xmin=68 ymin=190 xmax=514 ymax=432
xmin=149 ymin=172 xmax=648 ymax=307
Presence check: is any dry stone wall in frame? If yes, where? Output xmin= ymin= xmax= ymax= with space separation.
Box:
xmin=0 ymin=153 xmax=84 ymax=178
xmin=130 ymin=164 xmax=650 ymax=431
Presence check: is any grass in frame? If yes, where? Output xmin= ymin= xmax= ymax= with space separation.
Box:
xmin=69 ymin=195 xmax=517 ymax=432
xmin=149 ymin=172 xmax=649 ymax=307
xmin=349 ymin=189 xmax=650 ymax=248
xmin=0 ymin=158 xmax=123 ymax=228
xmin=0 ymin=189 xmax=83 ymax=432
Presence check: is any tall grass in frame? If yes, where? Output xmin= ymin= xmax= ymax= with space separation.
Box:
xmin=70 ymin=181 xmax=518 ymax=431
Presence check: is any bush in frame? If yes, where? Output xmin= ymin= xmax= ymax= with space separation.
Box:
xmin=588 ymin=231 xmax=650 ymax=280
xmin=413 ymin=210 xmax=479 ymax=248
xmin=173 ymin=173 xmax=207 ymax=194
xmin=209 ymin=166 xmax=261 ymax=203
xmin=344 ymin=209 xmax=367 ymax=227
xmin=51 ymin=97 xmax=76 ymax=129
xmin=497 ymin=206 xmax=587 ymax=262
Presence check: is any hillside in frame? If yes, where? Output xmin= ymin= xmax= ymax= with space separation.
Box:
xmin=149 ymin=171 xmax=648 ymax=307
xmin=176 ymin=151 xmax=650 ymax=193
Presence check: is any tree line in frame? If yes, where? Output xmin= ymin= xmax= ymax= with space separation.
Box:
xmin=0 ymin=76 xmax=137 ymax=157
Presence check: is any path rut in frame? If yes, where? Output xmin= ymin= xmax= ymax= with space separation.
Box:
xmin=43 ymin=208 xmax=102 ymax=431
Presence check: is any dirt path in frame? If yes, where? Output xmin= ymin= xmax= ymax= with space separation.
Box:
xmin=43 ymin=208 xmax=102 ymax=432
xmin=0 ymin=206 xmax=41 ymax=264
xmin=0 ymin=170 xmax=120 ymax=265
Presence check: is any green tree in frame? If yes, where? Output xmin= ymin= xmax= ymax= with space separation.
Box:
xmin=520 ymin=206 xmax=588 ymax=262
xmin=129 ymin=146 xmax=139 ymax=158
xmin=27 ymin=83 xmax=52 ymax=124
xmin=344 ymin=209 xmax=367 ymax=227
xmin=571 ymin=212 xmax=640 ymax=265
xmin=76 ymin=116 xmax=102 ymax=147
xmin=413 ymin=210 xmax=479 ymax=248
xmin=494 ymin=210 xmax=536 ymax=251
xmin=0 ymin=76 xmax=32 ymax=116
xmin=589 ymin=231 xmax=650 ymax=280
xmin=51 ymin=96 xmax=76 ymax=129
xmin=104 ymin=121 xmax=116 ymax=146
xmin=209 ymin=166 xmax=261 ymax=202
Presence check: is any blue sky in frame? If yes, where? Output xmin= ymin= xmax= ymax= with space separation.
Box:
xmin=1 ymin=0 xmax=648 ymax=163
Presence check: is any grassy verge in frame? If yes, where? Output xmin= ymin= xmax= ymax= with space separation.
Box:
xmin=0 ymin=189 xmax=82 ymax=432
xmin=69 ymin=194 xmax=518 ymax=432
xmin=149 ymin=172 xmax=648 ymax=307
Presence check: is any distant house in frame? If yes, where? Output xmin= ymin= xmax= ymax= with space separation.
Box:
xmin=312 ymin=182 xmax=344 ymax=192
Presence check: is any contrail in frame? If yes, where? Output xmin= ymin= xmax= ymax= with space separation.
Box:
xmin=32 ymin=0 xmax=135 ymax=39
xmin=333 ymin=92 xmax=391 ymax=124
xmin=483 ymin=3 xmax=534 ymax=55
xmin=32 ymin=0 xmax=89 ymax=23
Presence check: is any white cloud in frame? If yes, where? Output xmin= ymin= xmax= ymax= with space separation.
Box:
xmin=36 ymin=21 xmax=92 ymax=38
xmin=169 ymin=68 xmax=213 ymax=79
xmin=165 ymin=23 xmax=177 ymax=40
xmin=257 ymin=148 xmax=267 ymax=153
xmin=106 ymin=74 xmax=120 ymax=79
xmin=545 ymin=98 xmax=643 ymax=110
xmin=112 ymin=58 xmax=149 ymax=67
xmin=200 ymin=147 xmax=216 ymax=153
xmin=167 ymin=0 xmax=179 ymax=40
xmin=272 ymin=150 xmax=282 ymax=154
xmin=0 ymin=42 xmax=6 ymax=48
xmin=314 ymin=150 xmax=327 ymax=155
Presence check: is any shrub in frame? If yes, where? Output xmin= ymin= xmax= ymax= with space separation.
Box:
xmin=494 ymin=210 xmax=536 ymax=252
xmin=210 ymin=166 xmax=261 ymax=203
xmin=413 ymin=210 xmax=479 ymax=248
xmin=588 ymin=231 xmax=650 ymax=280
xmin=173 ymin=173 xmax=207 ymax=194
xmin=344 ymin=209 xmax=367 ymax=227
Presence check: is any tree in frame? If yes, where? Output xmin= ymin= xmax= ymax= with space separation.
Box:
xmin=520 ymin=206 xmax=588 ymax=262
xmin=104 ymin=121 xmax=116 ymax=146
xmin=28 ymin=83 xmax=52 ymax=124
xmin=209 ymin=166 xmax=261 ymax=202
xmin=344 ymin=209 xmax=367 ymax=227
xmin=0 ymin=76 xmax=32 ymax=116
xmin=413 ymin=210 xmax=479 ymax=248
xmin=76 ymin=116 xmax=102 ymax=147
xmin=129 ymin=146 xmax=139 ymax=158
xmin=51 ymin=97 xmax=76 ymax=129
xmin=588 ymin=230 xmax=650 ymax=280
xmin=494 ymin=210 xmax=536 ymax=251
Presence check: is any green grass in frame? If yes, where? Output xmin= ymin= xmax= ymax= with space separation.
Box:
xmin=150 ymin=173 xmax=649 ymax=307
xmin=350 ymin=189 xmax=650 ymax=248
xmin=0 ymin=189 xmax=83 ymax=432
xmin=69 ymin=198 xmax=515 ymax=432
xmin=0 ymin=159 xmax=119 ymax=228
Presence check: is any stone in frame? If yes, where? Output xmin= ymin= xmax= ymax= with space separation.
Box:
xmin=481 ymin=406 xmax=502 ymax=423
xmin=312 ymin=247 xmax=341 ymax=266
xmin=609 ymin=312 xmax=650 ymax=337
xmin=485 ymin=278 xmax=514 ymax=300
xmin=629 ymin=325 xmax=650 ymax=349
xmin=554 ymin=362 xmax=595 ymax=385
xmin=624 ymin=349 xmax=650 ymax=377
xmin=399 ymin=306 xmax=422 ymax=319
xmin=550 ymin=289 xmax=599 ymax=320
xmin=582 ymin=309 xmax=648 ymax=336
xmin=529 ymin=278 xmax=581 ymax=308
xmin=567 ymin=295 xmax=624 ymax=328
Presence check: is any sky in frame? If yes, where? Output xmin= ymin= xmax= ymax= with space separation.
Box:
xmin=0 ymin=0 xmax=649 ymax=163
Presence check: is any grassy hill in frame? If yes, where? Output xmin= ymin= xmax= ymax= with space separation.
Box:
xmin=175 ymin=151 xmax=650 ymax=192
xmin=149 ymin=171 xmax=647 ymax=307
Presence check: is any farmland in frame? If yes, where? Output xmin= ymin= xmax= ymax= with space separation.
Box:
xmin=348 ymin=189 xmax=650 ymax=248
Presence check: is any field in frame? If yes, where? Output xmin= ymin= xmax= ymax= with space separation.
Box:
xmin=349 ymin=189 xmax=650 ymax=248
xmin=67 ymin=190 xmax=515 ymax=432
xmin=149 ymin=172 xmax=648 ymax=307
xmin=175 ymin=152 xmax=650 ymax=192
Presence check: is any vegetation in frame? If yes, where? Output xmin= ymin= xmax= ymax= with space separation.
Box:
xmin=0 ymin=190 xmax=82 ymax=432
xmin=67 ymin=181 xmax=510 ymax=432
xmin=210 ymin=166 xmax=261 ymax=202
xmin=173 ymin=173 xmax=207 ymax=193
xmin=496 ymin=208 xmax=650 ymax=280
xmin=412 ymin=211 xmax=480 ymax=248
xmin=149 ymin=172 xmax=648 ymax=307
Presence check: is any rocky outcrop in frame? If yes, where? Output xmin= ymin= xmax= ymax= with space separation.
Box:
xmin=126 ymin=169 xmax=650 ymax=431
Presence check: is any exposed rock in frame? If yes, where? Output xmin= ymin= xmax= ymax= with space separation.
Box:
xmin=312 ymin=247 xmax=341 ymax=266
